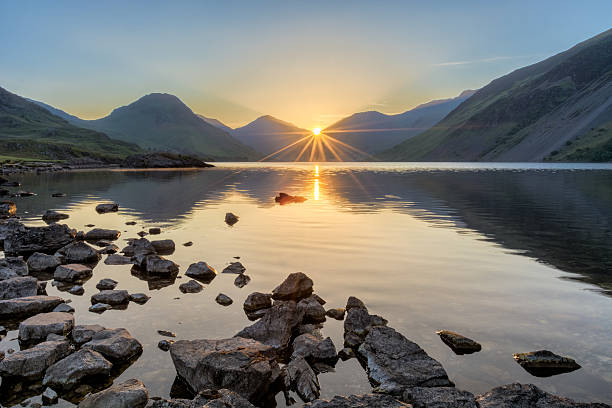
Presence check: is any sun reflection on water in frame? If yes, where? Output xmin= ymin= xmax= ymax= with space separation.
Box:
xmin=314 ymin=165 xmax=320 ymax=200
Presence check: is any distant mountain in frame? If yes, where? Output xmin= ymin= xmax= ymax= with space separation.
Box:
xmin=0 ymin=87 xmax=141 ymax=162
xmin=323 ymin=90 xmax=475 ymax=158
xmin=231 ymin=115 xmax=310 ymax=157
xmin=27 ymin=98 xmax=85 ymax=124
xmin=382 ymin=28 xmax=612 ymax=162
xmin=197 ymin=114 xmax=233 ymax=133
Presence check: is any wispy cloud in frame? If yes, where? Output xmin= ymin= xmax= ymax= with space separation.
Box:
xmin=433 ymin=55 xmax=542 ymax=67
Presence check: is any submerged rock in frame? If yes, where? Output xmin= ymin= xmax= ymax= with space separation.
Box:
xmin=3 ymin=223 xmax=76 ymax=257
xmin=225 ymin=212 xmax=239 ymax=226
xmin=43 ymin=348 xmax=112 ymax=390
xmin=0 ymin=256 xmax=28 ymax=280
xmin=272 ymin=272 xmax=313 ymax=301
xmin=84 ymin=228 xmax=121 ymax=241
xmin=18 ymin=312 xmax=75 ymax=345
xmin=83 ymin=328 xmax=143 ymax=361
xmin=95 ymin=203 xmax=119 ymax=213
xmin=185 ymin=261 xmax=217 ymax=282
xmin=436 ymin=330 xmax=482 ymax=355
xmin=304 ymin=394 xmax=411 ymax=407
xmin=56 ymin=241 xmax=101 ymax=263
xmin=0 ymin=276 xmax=38 ymax=299
xmin=96 ymin=278 xmax=118 ymax=290
xmin=91 ymin=290 xmax=130 ymax=305
xmin=403 ymin=387 xmax=477 ymax=408
xmin=179 ymin=279 xmax=203 ymax=293
xmin=54 ymin=264 xmax=93 ymax=282
xmin=275 ymin=192 xmax=307 ymax=205
xmin=0 ymin=339 xmax=71 ymax=379
xmin=26 ymin=252 xmax=61 ymax=273
xmin=0 ymin=295 xmax=64 ymax=317
xmin=215 ymin=293 xmax=233 ymax=306
xmin=513 ymin=350 xmax=581 ymax=377
xmin=79 ymin=378 xmax=149 ymax=408
xmin=222 ymin=262 xmax=245 ymax=274
xmin=476 ymin=383 xmax=609 ymax=407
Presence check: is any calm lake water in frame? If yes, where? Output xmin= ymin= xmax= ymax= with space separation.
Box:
xmin=2 ymin=162 xmax=612 ymax=406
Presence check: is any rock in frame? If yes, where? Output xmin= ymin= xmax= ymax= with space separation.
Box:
xmin=91 ymin=290 xmax=130 ymax=305
xmin=403 ymin=387 xmax=477 ymax=408
xmin=130 ymin=293 xmax=151 ymax=304
xmin=234 ymin=274 xmax=251 ymax=288
xmin=0 ymin=325 xmax=6 ymax=335
xmin=292 ymin=333 xmax=338 ymax=364
xmin=304 ymin=394 xmax=411 ymax=407
xmin=89 ymin=303 xmax=111 ymax=313
xmin=47 ymin=332 xmax=66 ymax=341
xmin=236 ymin=300 xmax=303 ymax=351
xmin=42 ymin=387 xmax=58 ymax=405
xmin=42 ymin=210 xmax=69 ymax=222
xmin=275 ymin=192 xmax=307 ymax=205
xmin=169 ymin=337 xmax=280 ymax=403
xmin=138 ymin=231 xmax=148 ymax=237
xmin=311 ymin=294 xmax=326 ymax=305
xmin=343 ymin=305 xmax=387 ymax=348
xmin=179 ymin=279 xmax=203 ymax=293
xmin=26 ymin=252 xmax=61 ymax=273
xmin=0 ymin=276 xmax=38 ymax=299
xmin=105 ymin=254 xmax=132 ymax=265
xmin=121 ymin=153 xmax=214 ymax=169
xmin=52 ymin=192 xmax=66 ymax=197
xmin=151 ymin=239 xmax=175 ymax=254
xmin=122 ymin=238 xmax=156 ymax=257
xmin=149 ymin=227 xmax=161 ymax=235
xmin=222 ymin=262 xmax=245 ymax=274
xmin=326 ymin=308 xmax=345 ymax=320
xmin=345 ymin=296 xmax=366 ymax=311
xmin=96 ymin=240 xmax=113 ymax=247
xmin=436 ymin=330 xmax=481 ymax=355
xmin=145 ymin=255 xmax=179 ymax=275
xmin=54 ymin=264 xmax=93 ymax=282
xmin=79 ymin=378 xmax=149 ymax=408
xmin=96 ymin=278 xmax=118 ymax=290
xmin=17 ymin=190 xmax=36 ymax=197
xmin=69 ymin=285 xmax=85 ymax=295
xmin=338 ymin=347 xmax=355 ymax=361
xmin=4 ymin=223 xmax=76 ymax=257
xmin=298 ymin=296 xmax=326 ymax=323
xmin=158 ymin=339 xmax=174 ymax=351
xmin=83 ymin=328 xmax=143 ymax=361
xmin=53 ymin=303 xmax=75 ymax=313
xmin=0 ymin=257 xmax=28 ymax=280
xmin=475 ymin=383 xmax=609 ymax=407
xmin=0 ymin=295 xmax=64 ymax=317
xmin=43 ymin=348 xmax=112 ymax=390
xmin=37 ymin=280 xmax=47 ymax=295
xmin=99 ymin=244 xmax=119 ymax=254
xmin=272 ymin=272 xmax=313 ymax=301
xmin=513 ymin=350 xmax=582 ymax=377
xmin=95 ymin=203 xmax=119 ymax=213
xmin=0 ymin=339 xmax=71 ymax=379
xmin=203 ymin=389 xmax=257 ymax=408
xmin=225 ymin=212 xmax=239 ymax=226
xmin=56 ymin=241 xmax=101 ymax=263
xmin=0 ymin=200 xmax=16 ymax=216
xmin=284 ymin=356 xmax=320 ymax=402
xmin=357 ymin=326 xmax=453 ymax=395
xmin=243 ymin=292 xmax=272 ymax=320
xmin=72 ymin=324 xmax=105 ymax=345
xmin=185 ymin=261 xmax=217 ymax=282
xmin=84 ymin=228 xmax=121 ymax=241
xmin=19 ymin=312 xmax=75 ymax=345
xmin=158 ymin=330 xmax=176 ymax=337
xmin=215 ymin=293 xmax=233 ymax=306
xmin=183 ymin=241 xmax=193 ymax=247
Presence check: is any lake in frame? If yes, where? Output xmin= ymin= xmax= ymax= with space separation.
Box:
xmin=1 ymin=162 xmax=612 ymax=406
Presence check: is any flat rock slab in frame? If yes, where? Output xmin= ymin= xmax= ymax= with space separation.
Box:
xmin=84 ymin=228 xmax=121 ymax=241
xmin=54 ymin=264 xmax=93 ymax=282
xmin=303 ymin=394 xmax=411 ymax=407
xmin=436 ymin=330 xmax=482 ymax=355
xmin=3 ymin=223 xmax=76 ymax=257
xmin=43 ymin=348 xmax=112 ymax=390
xmin=513 ymin=350 xmax=581 ymax=377
xmin=79 ymin=378 xmax=149 ymax=408
xmin=0 ymin=276 xmax=38 ymax=300
xmin=91 ymin=290 xmax=130 ymax=305
xmin=83 ymin=327 xmax=143 ymax=361
xmin=0 ymin=295 xmax=64 ymax=317
xmin=357 ymin=326 xmax=453 ymax=395
xmin=476 ymin=383 xmax=610 ymax=407
xmin=403 ymin=387 xmax=477 ymax=408
xmin=19 ymin=311 xmax=75 ymax=344
xmin=0 ymin=339 xmax=71 ymax=379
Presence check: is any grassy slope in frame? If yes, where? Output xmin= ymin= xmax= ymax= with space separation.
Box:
xmin=550 ymin=119 xmax=612 ymax=162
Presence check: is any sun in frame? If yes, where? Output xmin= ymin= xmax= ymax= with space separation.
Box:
xmin=312 ymin=128 xmax=321 ymax=136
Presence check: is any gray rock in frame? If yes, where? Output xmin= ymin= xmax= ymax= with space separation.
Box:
xmin=284 ymin=356 xmax=320 ymax=402
xmin=42 ymin=210 xmax=69 ymax=222
xmin=245 ymin=308 xmax=268 ymax=321
xmin=476 ymin=383 xmax=610 ymax=407
xmin=403 ymin=387 xmax=477 ymax=408
xmin=149 ymin=227 xmax=161 ymax=234
xmin=79 ymin=378 xmax=149 ymax=408
xmin=513 ymin=350 xmax=581 ymax=377
xmin=345 ymin=296 xmax=366 ymax=311
xmin=222 ymin=262 xmax=245 ymax=274
xmin=0 ymin=295 xmax=64 ymax=317
xmin=234 ymin=274 xmax=251 ymax=288
xmin=72 ymin=324 xmax=105 ymax=345
xmin=436 ymin=330 xmax=482 ymax=355
xmin=304 ymin=394 xmax=411 ymax=407
xmin=357 ymin=326 xmax=453 ymax=395
xmin=43 ymin=348 xmax=112 ymax=390
xmin=96 ymin=278 xmax=118 ymax=290
xmin=54 ymin=264 xmax=93 ymax=282
xmin=343 ymin=305 xmax=387 ymax=348
xmin=179 ymin=279 xmax=203 ymax=293
xmin=91 ymin=290 xmax=130 ymax=305
xmin=0 ymin=200 xmax=16 ymax=216
xmin=272 ymin=272 xmax=313 ymax=301
xmin=326 ymin=308 xmax=345 ymax=320
xmin=53 ymin=303 xmax=75 ymax=313
xmin=84 ymin=228 xmax=121 ymax=241
xmin=3 ymin=223 xmax=76 ymax=257
xmin=158 ymin=339 xmax=174 ymax=351
xmin=18 ymin=312 xmax=75 ymax=344
xmin=185 ymin=261 xmax=216 ymax=282
xmin=82 ymin=327 xmax=143 ymax=360
xmin=99 ymin=244 xmax=119 ymax=254
xmin=69 ymin=285 xmax=85 ymax=295
xmin=42 ymin=387 xmax=58 ymax=405
xmin=27 ymin=252 xmax=61 ymax=273
xmin=95 ymin=203 xmax=119 ymax=213
xmin=89 ymin=303 xmax=111 ymax=313
xmin=203 ymin=389 xmax=257 ymax=408
xmin=298 ymin=296 xmax=326 ymax=323
xmin=158 ymin=330 xmax=176 ymax=337
xmin=292 ymin=333 xmax=338 ymax=364
xmin=56 ymin=241 xmax=101 ymax=263
xmin=151 ymin=239 xmax=175 ymax=254
xmin=338 ymin=347 xmax=355 ymax=361
xmin=37 ymin=280 xmax=47 ymax=295
xmin=47 ymin=333 xmax=66 ymax=341
xmin=130 ymin=293 xmax=151 ymax=304
xmin=215 ymin=293 xmax=233 ymax=306
xmin=0 ymin=257 xmax=28 ymax=280
xmin=145 ymin=255 xmax=179 ymax=275
xmin=0 ymin=339 xmax=71 ymax=379
xmin=225 ymin=212 xmax=239 ymax=225
xmin=0 ymin=276 xmax=38 ymax=299
xmin=183 ymin=241 xmax=193 ymax=247
xmin=243 ymin=292 xmax=272 ymax=312
xmin=105 ymin=254 xmax=132 ymax=265
xmin=169 ymin=337 xmax=280 ymax=403
xmin=121 ymin=238 xmax=156 ymax=257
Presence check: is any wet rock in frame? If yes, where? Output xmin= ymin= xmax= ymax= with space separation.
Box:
xmin=84 ymin=228 xmax=121 ymax=241
xmin=4 ymin=223 xmax=76 ymax=257
xmin=345 ymin=296 xmax=366 ymax=311
xmin=513 ymin=350 xmax=581 ymax=377
xmin=222 ymin=262 xmax=245 ymax=274
xmin=121 ymin=153 xmax=214 ymax=169
xmin=284 ymin=356 xmax=320 ymax=402
xmin=54 ymin=264 xmax=93 ymax=282
xmin=436 ymin=330 xmax=481 ymax=355
xmin=125 ymin=221 xmax=137 ymax=226
xmin=402 ymin=387 xmax=477 ymax=408
xmin=47 ymin=332 xmax=67 ymax=341
xmin=42 ymin=210 xmax=69 ymax=222
xmin=234 ymin=274 xmax=251 ymax=288
xmin=37 ymin=280 xmax=47 ymax=295
xmin=292 ymin=333 xmax=338 ymax=364
xmin=169 ymin=337 xmax=280 ymax=403
xmin=151 ymin=239 xmax=175 ymax=254
xmin=225 ymin=212 xmax=239 ymax=226
xmin=53 ymin=303 xmax=75 ymax=313
xmin=0 ymin=339 xmax=71 ymax=379
xmin=52 ymin=192 xmax=66 ymax=198
xmin=99 ymin=244 xmax=119 ymax=254
xmin=158 ymin=339 xmax=174 ymax=351
xmin=304 ymin=394 xmax=411 ymax=407
xmin=326 ymin=308 xmax=345 ymax=320
xmin=145 ymin=255 xmax=179 ymax=275
xmin=0 ymin=295 xmax=64 ymax=317
xmin=475 ymin=383 xmax=608 ymax=407
xmin=272 ymin=272 xmax=313 ymax=301
xmin=56 ymin=241 xmax=101 ymax=263
xmin=42 ymin=387 xmax=58 ymax=405
xmin=311 ymin=294 xmax=326 ymax=305
xmin=95 ymin=203 xmax=118 ymax=213
xmin=69 ymin=285 xmax=84 ymax=295
xmin=26 ymin=252 xmax=61 ymax=273
xmin=0 ymin=200 xmax=17 ymax=217
xmin=0 ymin=257 xmax=28 ymax=280
xmin=105 ymin=254 xmax=132 ymax=265
xmin=89 ymin=303 xmax=111 ymax=313
xmin=83 ymin=328 xmax=143 ymax=361
xmin=179 ymin=280 xmax=203 ymax=293
xmin=357 ymin=326 xmax=453 ymax=395
xmin=43 ymin=348 xmax=112 ymax=390
xmin=275 ymin=192 xmax=307 ymax=205
xmin=149 ymin=227 xmax=161 ymax=235
xmin=96 ymin=278 xmax=118 ymax=290
xmin=338 ymin=347 xmax=355 ymax=361
xmin=158 ymin=330 xmax=176 ymax=337
xmin=19 ymin=312 xmax=75 ymax=345
xmin=343 ymin=300 xmax=387 ymax=348
xmin=298 ymin=296 xmax=326 ymax=323
xmin=215 ymin=293 xmax=233 ymax=306
xmin=91 ymin=290 xmax=130 ymax=305
xmin=183 ymin=241 xmax=193 ymax=247
xmin=130 ymin=293 xmax=151 ymax=304
xmin=79 ymin=378 xmax=149 ymax=408
xmin=138 ymin=231 xmax=149 ymax=237
xmin=17 ymin=190 xmax=36 ymax=197
xmin=185 ymin=261 xmax=216 ymax=283
xmin=122 ymin=238 xmax=156 ymax=257
xmin=243 ymin=292 xmax=272 ymax=320
xmin=0 ymin=276 xmax=38 ymax=299
xmin=236 ymin=300 xmax=303 ymax=351
xmin=72 ymin=324 xmax=105 ymax=346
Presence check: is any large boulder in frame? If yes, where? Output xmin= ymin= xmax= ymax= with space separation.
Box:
xmin=91 ymin=290 xmax=130 ymax=305
xmin=56 ymin=241 xmax=101 ymax=263
xmin=476 ymin=383 xmax=610 ymax=407
xmin=0 ymin=276 xmax=38 ymax=299
xmin=169 ymin=337 xmax=280 ymax=404
xmin=82 ymin=328 xmax=143 ymax=361
xmin=18 ymin=312 xmax=75 ymax=344
xmin=403 ymin=387 xmax=477 ymax=408
xmin=79 ymin=378 xmax=149 ymax=408
xmin=4 ymin=223 xmax=76 ymax=256
xmin=54 ymin=264 xmax=93 ymax=282
xmin=27 ymin=252 xmax=61 ymax=273
xmin=84 ymin=228 xmax=121 ymax=241
xmin=0 ymin=295 xmax=64 ymax=317
xmin=0 ymin=257 xmax=28 ymax=280
xmin=43 ymin=348 xmax=112 ymax=390
xmin=185 ymin=261 xmax=217 ymax=283
xmin=272 ymin=272 xmax=313 ymax=301
xmin=303 ymin=394 xmax=411 ymax=407
xmin=357 ymin=326 xmax=453 ymax=395
xmin=0 ymin=339 xmax=71 ymax=379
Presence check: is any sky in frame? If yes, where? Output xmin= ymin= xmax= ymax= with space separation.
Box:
xmin=1 ymin=1 xmax=611 ymax=129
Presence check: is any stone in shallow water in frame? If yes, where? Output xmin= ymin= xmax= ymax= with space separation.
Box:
xmin=234 ymin=274 xmax=250 ymax=288
xmin=26 ymin=252 xmax=61 ymax=273
xmin=403 ymin=387 xmax=477 ymax=408
xmin=476 ymin=383 xmax=609 ymax=407
xmin=145 ymin=255 xmax=179 ymax=275
xmin=243 ymin=292 xmax=271 ymax=320
xmin=53 ymin=303 xmax=74 ymax=313
xmin=326 ymin=308 xmax=345 ymax=320
xmin=95 ymin=203 xmax=118 ymax=213
xmin=513 ymin=350 xmax=581 ymax=377
xmin=96 ymin=278 xmax=118 ymax=290
xmin=72 ymin=324 xmax=105 ymax=345
xmin=3 ymin=223 xmax=75 ymax=257
xmin=43 ymin=348 xmax=112 ymax=390
xmin=0 ymin=276 xmax=38 ymax=300
xmin=89 ymin=303 xmax=111 ymax=313
xmin=225 ymin=212 xmax=239 ymax=226
xmin=69 ymin=285 xmax=85 ymax=295
xmin=84 ymin=228 xmax=121 ymax=241
xmin=130 ymin=293 xmax=151 ymax=304
xmin=436 ymin=330 xmax=482 ymax=355
xmin=42 ymin=210 xmax=69 ymax=222
xmin=78 ymin=378 xmax=149 ymax=408
xmin=18 ymin=312 xmax=75 ymax=345
xmin=0 ymin=295 xmax=64 ymax=317
xmin=292 ymin=333 xmax=338 ymax=365
xmin=343 ymin=303 xmax=387 ymax=348
xmin=0 ymin=339 xmax=71 ymax=379
xmin=91 ymin=290 xmax=130 ymax=305
xmin=105 ymin=254 xmax=132 ymax=265
xmin=215 ymin=293 xmax=233 ymax=306
xmin=303 ymin=394 xmax=411 ymax=407
xmin=158 ymin=339 xmax=174 ymax=351
xmin=298 ymin=296 xmax=326 ymax=323
xmin=56 ymin=241 xmax=101 ymax=263
xmin=54 ymin=264 xmax=93 ymax=282
xmin=82 ymin=327 xmax=143 ymax=361
xmin=151 ymin=239 xmax=175 ymax=254
xmin=272 ymin=272 xmax=313 ymax=301
xmin=179 ymin=279 xmax=203 ymax=293
xmin=222 ymin=262 xmax=245 ymax=274
xmin=185 ymin=261 xmax=216 ymax=282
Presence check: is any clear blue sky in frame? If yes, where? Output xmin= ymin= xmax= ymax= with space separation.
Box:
xmin=1 ymin=1 xmax=610 ymax=128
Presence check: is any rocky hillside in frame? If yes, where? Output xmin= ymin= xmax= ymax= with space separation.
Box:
xmin=382 ymin=29 xmax=612 ymax=162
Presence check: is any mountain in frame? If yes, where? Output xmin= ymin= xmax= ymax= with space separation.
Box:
xmin=0 ymin=87 xmax=141 ymax=162
xmin=231 ymin=115 xmax=310 ymax=157
xmin=197 ymin=114 xmax=233 ymax=133
xmin=382 ymin=28 xmax=612 ymax=162
xmin=322 ymin=90 xmax=475 ymax=158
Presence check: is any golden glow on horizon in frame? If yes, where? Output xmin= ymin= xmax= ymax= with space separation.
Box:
xmin=313 ymin=128 xmax=321 ymax=136
xmin=314 ymin=165 xmax=320 ymax=200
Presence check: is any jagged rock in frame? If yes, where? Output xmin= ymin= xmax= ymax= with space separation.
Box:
xmin=89 ymin=303 xmax=111 ymax=313
xmin=105 ymin=254 xmax=132 ymax=265
xmin=99 ymin=244 xmax=119 ymax=254
xmin=151 ymin=239 xmax=175 ymax=254
xmin=225 ymin=212 xmax=239 ymax=226
xmin=72 ymin=324 xmax=105 ymax=345
xmin=53 ymin=303 xmax=75 ymax=313
xmin=338 ymin=348 xmax=355 ymax=361
xmin=476 ymin=383 xmax=610 ymax=407
xmin=56 ymin=241 xmax=101 ymax=263
xmin=357 ymin=326 xmax=453 ymax=395
xmin=403 ymin=387 xmax=477 ymax=408
xmin=54 ymin=264 xmax=93 ymax=282
xmin=292 ymin=333 xmax=338 ymax=364
xmin=513 ymin=350 xmax=582 ymax=377
xmin=26 ymin=252 xmax=61 ymax=273
xmin=158 ymin=339 xmax=174 ymax=351
xmin=0 ymin=276 xmax=37 ymax=299
xmin=43 ymin=348 xmax=112 ymax=390
xmin=326 ymin=308 xmax=345 ymax=320
xmin=84 ymin=228 xmax=121 ymax=241
xmin=4 ymin=223 xmax=76 ymax=256
xmin=91 ymin=290 xmax=130 ymax=305
xmin=19 ymin=312 xmax=75 ymax=345
xmin=275 ymin=193 xmax=307 ymax=205
xmin=0 ymin=295 xmax=64 ymax=317
xmin=222 ymin=262 xmax=245 ymax=274
xmin=284 ymin=356 xmax=320 ymax=402
xmin=185 ymin=261 xmax=217 ymax=282
xmin=0 ymin=257 xmax=28 ymax=280
xmin=272 ymin=272 xmax=313 ymax=301
xmin=122 ymin=238 xmax=156 ymax=257
xmin=42 ymin=210 xmax=69 ymax=222
xmin=169 ymin=337 xmax=280 ymax=403
xmin=83 ymin=328 xmax=143 ymax=361
xmin=145 ymin=255 xmax=179 ymax=275
xmin=42 ymin=387 xmax=58 ymax=405
xmin=343 ymin=302 xmax=387 ymax=348
xmin=37 ymin=280 xmax=47 ymax=295
xmin=130 ymin=293 xmax=151 ymax=304
xmin=345 ymin=296 xmax=366 ymax=311
xmin=303 ymin=394 xmax=411 ymax=407
xmin=0 ymin=339 xmax=71 ymax=379
xmin=236 ymin=300 xmax=303 ymax=351
xmin=436 ymin=330 xmax=482 ymax=355
xmin=79 ymin=378 xmax=149 ymax=408
xmin=69 ymin=285 xmax=85 ymax=295
xmin=298 ymin=296 xmax=326 ymax=323
xmin=215 ymin=293 xmax=233 ymax=306
xmin=0 ymin=200 xmax=16 ymax=216
xmin=95 ymin=203 xmax=119 ymax=213
xmin=243 ymin=292 xmax=271 ymax=320
xmin=96 ymin=278 xmax=118 ymax=290
xmin=179 ymin=279 xmax=203 ymax=293
xmin=234 ymin=274 xmax=250 ymax=288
